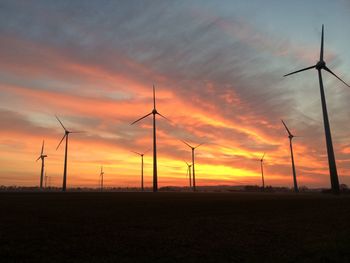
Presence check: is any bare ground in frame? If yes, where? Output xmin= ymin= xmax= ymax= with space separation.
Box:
xmin=0 ymin=192 xmax=350 ymax=262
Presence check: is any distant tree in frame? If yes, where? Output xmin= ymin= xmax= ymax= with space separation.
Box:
xmin=340 ymin=184 xmax=349 ymax=193
xmin=299 ymin=186 xmax=309 ymax=192
xmin=244 ymin=185 xmax=260 ymax=192
xmin=340 ymin=184 xmax=348 ymax=190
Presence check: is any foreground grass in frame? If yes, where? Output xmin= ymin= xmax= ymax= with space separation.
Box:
xmin=0 ymin=192 xmax=350 ymax=262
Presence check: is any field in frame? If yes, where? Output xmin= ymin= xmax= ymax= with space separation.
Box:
xmin=1 ymin=192 xmax=350 ymax=262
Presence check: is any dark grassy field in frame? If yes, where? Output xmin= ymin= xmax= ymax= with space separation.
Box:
xmin=1 ymin=192 xmax=350 ymax=262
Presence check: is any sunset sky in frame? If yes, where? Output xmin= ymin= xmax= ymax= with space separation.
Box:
xmin=1 ymin=0 xmax=350 ymax=188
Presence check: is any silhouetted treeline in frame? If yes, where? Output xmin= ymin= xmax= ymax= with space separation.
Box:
xmin=2 ymin=185 xmax=348 ymax=193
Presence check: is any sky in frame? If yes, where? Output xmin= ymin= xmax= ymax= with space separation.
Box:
xmin=1 ymin=0 xmax=350 ymax=188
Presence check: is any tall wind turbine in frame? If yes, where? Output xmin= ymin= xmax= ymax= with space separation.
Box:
xmin=36 ymin=140 xmax=47 ymax=190
xmin=100 ymin=166 xmax=104 ymax=191
xmin=131 ymin=85 xmax=169 ymax=192
xmin=284 ymin=25 xmax=350 ymax=194
xmin=281 ymin=120 xmax=299 ymax=193
xmin=260 ymin=153 xmax=265 ymax=189
xmin=132 ymin=150 xmax=149 ymax=191
xmin=56 ymin=115 xmax=82 ymax=192
xmin=185 ymin=161 xmax=192 ymax=188
xmin=182 ymin=141 xmax=203 ymax=191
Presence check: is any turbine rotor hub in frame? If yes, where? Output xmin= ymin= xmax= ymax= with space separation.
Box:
xmin=152 ymin=109 xmax=157 ymax=114
xmin=316 ymin=60 xmax=326 ymax=70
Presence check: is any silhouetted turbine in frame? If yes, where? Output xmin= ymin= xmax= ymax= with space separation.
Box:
xmin=56 ymin=115 xmax=83 ymax=192
xmin=132 ymin=150 xmax=150 ymax=191
xmin=182 ymin=141 xmax=203 ymax=191
xmin=185 ymin=161 xmax=192 ymax=188
xmin=36 ymin=140 xmax=47 ymax=190
xmin=281 ymin=120 xmax=299 ymax=193
xmin=284 ymin=25 xmax=350 ymax=194
xmin=131 ymin=85 xmax=169 ymax=192
xmin=100 ymin=166 xmax=104 ymax=191
xmin=260 ymin=153 xmax=265 ymax=189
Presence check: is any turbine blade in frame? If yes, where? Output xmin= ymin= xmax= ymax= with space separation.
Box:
xmin=144 ymin=148 xmax=151 ymax=154
xmin=36 ymin=156 xmax=41 ymax=162
xmin=195 ymin=143 xmax=204 ymax=149
xmin=320 ymin=24 xmax=324 ymax=61
xmin=41 ymin=140 xmax=44 ymax=155
xmin=55 ymin=115 xmax=67 ymax=131
xmin=156 ymin=112 xmax=171 ymax=123
xmin=324 ymin=66 xmax=350 ymax=88
xmin=131 ymin=150 xmax=142 ymax=156
xmin=181 ymin=140 xmax=193 ymax=148
xmin=281 ymin=120 xmax=292 ymax=136
xmin=283 ymin=65 xmax=316 ymax=77
xmin=261 ymin=153 xmax=265 ymax=161
xmin=70 ymin=131 xmax=85 ymax=134
xmin=56 ymin=134 xmax=66 ymax=150
xmin=153 ymin=84 xmax=156 ymax=110
xmin=131 ymin=112 xmax=152 ymax=125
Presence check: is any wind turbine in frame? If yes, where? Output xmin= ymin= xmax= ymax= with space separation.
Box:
xmin=36 ymin=140 xmax=47 ymax=190
xmin=132 ymin=150 xmax=149 ymax=191
xmin=185 ymin=161 xmax=192 ymax=188
xmin=260 ymin=153 xmax=265 ymax=190
xmin=56 ymin=115 xmax=82 ymax=192
xmin=131 ymin=85 xmax=169 ymax=192
xmin=281 ymin=120 xmax=299 ymax=193
xmin=182 ymin=141 xmax=203 ymax=191
xmin=284 ymin=25 xmax=350 ymax=194
xmin=100 ymin=166 xmax=104 ymax=191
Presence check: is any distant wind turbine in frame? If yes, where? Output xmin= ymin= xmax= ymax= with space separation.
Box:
xmin=260 ymin=153 xmax=266 ymax=189
xmin=185 ymin=161 xmax=192 ymax=188
xmin=182 ymin=141 xmax=203 ymax=191
xmin=100 ymin=166 xmax=104 ymax=191
xmin=284 ymin=25 xmax=350 ymax=194
xmin=131 ymin=85 xmax=169 ymax=192
xmin=56 ymin=115 xmax=83 ymax=192
xmin=132 ymin=149 xmax=150 ymax=191
xmin=281 ymin=120 xmax=299 ymax=193
xmin=36 ymin=140 xmax=47 ymax=190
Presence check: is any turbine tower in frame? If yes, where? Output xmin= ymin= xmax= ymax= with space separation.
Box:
xmin=132 ymin=150 xmax=149 ymax=191
xmin=100 ymin=166 xmax=104 ymax=191
xmin=36 ymin=140 xmax=47 ymax=190
xmin=131 ymin=85 xmax=169 ymax=192
xmin=281 ymin=120 xmax=299 ymax=193
xmin=284 ymin=25 xmax=350 ymax=194
xmin=182 ymin=141 xmax=203 ymax=191
xmin=260 ymin=153 xmax=265 ymax=190
xmin=56 ymin=115 xmax=82 ymax=192
xmin=185 ymin=161 xmax=192 ymax=188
